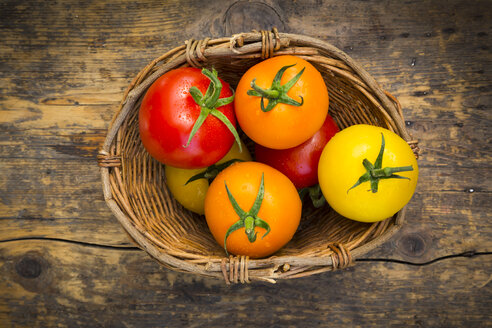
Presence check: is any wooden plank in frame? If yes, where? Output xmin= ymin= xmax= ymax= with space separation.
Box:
xmin=0 ymin=1 xmax=491 ymax=325
xmin=0 ymin=240 xmax=490 ymax=327
xmin=1 ymin=152 xmax=490 ymax=256
xmin=0 ymin=157 xmax=133 ymax=246
xmin=2 ymin=142 xmax=490 ymax=256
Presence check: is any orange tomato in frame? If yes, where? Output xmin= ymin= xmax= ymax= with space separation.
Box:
xmin=204 ymin=161 xmax=302 ymax=258
xmin=235 ymin=55 xmax=329 ymax=149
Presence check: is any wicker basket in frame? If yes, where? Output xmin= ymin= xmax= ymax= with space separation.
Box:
xmin=98 ymin=29 xmax=419 ymax=284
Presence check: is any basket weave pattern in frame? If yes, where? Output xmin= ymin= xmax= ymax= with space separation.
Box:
xmin=98 ymin=29 xmax=419 ymax=284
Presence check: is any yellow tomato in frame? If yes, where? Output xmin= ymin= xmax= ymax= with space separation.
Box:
xmin=217 ymin=138 xmax=252 ymax=164
xmin=318 ymin=124 xmax=418 ymax=222
xmin=165 ymin=166 xmax=209 ymax=215
xmin=165 ymin=139 xmax=252 ymax=215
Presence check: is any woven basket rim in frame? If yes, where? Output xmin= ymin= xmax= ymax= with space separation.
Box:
xmin=98 ymin=30 xmax=417 ymax=284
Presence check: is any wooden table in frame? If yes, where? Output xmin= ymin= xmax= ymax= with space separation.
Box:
xmin=1 ymin=0 xmax=491 ymax=326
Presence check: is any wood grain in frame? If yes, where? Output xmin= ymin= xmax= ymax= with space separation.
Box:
xmin=0 ymin=0 xmax=489 ymax=254
xmin=0 ymin=240 xmax=490 ymax=327
xmin=1 ymin=0 xmax=491 ymax=325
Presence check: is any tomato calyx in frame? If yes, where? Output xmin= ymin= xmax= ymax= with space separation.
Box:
xmin=185 ymin=159 xmax=244 ymax=185
xmin=348 ymin=133 xmax=414 ymax=193
xmin=247 ymin=64 xmax=305 ymax=112
xmin=186 ymin=68 xmax=242 ymax=151
xmin=223 ymin=173 xmax=271 ymax=256
xmin=299 ymin=184 xmax=326 ymax=208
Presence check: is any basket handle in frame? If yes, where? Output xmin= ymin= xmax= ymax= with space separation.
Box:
xmin=219 ymin=243 xmax=354 ymax=284
xmin=185 ymin=37 xmax=210 ymax=68
xmin=230 ymin=28 xmax=289 ymax=57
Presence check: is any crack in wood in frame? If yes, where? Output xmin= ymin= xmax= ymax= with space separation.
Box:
xmin=0 ymin=237 xmax=141 ymax=251
xmin=357 ymin=251 xmax=492 ymax=266
xmin=0 ymin=237 xmax=490 ymax=267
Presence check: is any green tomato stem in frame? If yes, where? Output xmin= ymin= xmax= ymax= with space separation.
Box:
xmin=348 ymin=133 xmax=414 ymax=193
xmin=371 ymin=165 xmax=414 ymax=178
xmin=249 ymin=80 xmax=280 ymax=98
xmin=184 ymin=159 xmax=244 ymax=185
xmin=222 ymin=173 xmax=270 ymax=256
xmin=184 ymin=68 xmax=241 ymax=151
xmin=298 ymin=184 xmax=326 ymax=208
xmin=247 ymin=64 xmax=305 ymax=112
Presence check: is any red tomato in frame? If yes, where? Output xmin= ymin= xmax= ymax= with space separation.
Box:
xmin=139 ymin=67 xmax=239 ymax=169
xmin=255 ymin=113 xmax=339 ymax=189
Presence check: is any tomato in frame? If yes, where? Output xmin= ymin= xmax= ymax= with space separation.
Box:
xmin=235 ymin=55 xmax=329 ymax=149
xmin=318 ymin=124 xmax=418 ymax=222
xmin=204 ymin=161 xmax=302 ymax=258
xmin=165 ymin=166 xmax=208 ymax=215
xmin=165 ymin=139 xmax=252 ymax=215
xmin=255 ymin=113 xmax=339 ymax=189
xmin=139 ymin=67 xmax=241 ymax=169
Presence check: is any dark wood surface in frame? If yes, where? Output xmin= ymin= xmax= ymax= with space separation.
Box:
xmin=1 ymin=0 xmax=491 ymax=326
